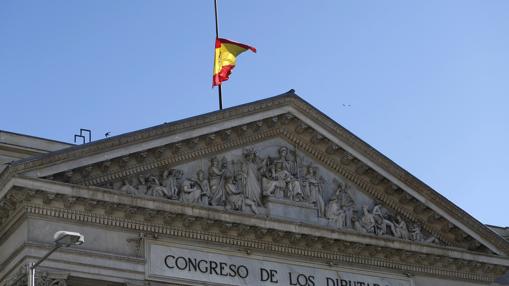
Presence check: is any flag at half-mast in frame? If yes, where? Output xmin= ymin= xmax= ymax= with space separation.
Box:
xmin=213 ymin=38 xmax=256 ymax=86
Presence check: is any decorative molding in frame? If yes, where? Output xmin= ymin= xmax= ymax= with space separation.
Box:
xmin=60 ymin=140 xmax=438 ymax=245
xmin=21 ymin=203 xmax=507 ymax=283
xmin=0 ymin=187 xmax=507 ymax=283
xmin=44 ymin=117 xmax=461 ymax=249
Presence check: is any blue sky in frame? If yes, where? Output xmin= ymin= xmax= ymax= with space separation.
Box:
xmin=1 ymin=0 xmax=508 ymax=226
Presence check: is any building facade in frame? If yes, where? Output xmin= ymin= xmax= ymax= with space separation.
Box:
xmin=1 ymin=91 xmax=508 ymax=286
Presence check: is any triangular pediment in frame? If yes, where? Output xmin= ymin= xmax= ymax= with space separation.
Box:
xmin=2 ymin=90 xmax=508 ymax=257
xmin=69 ymin=138 xmax=442 ymax=245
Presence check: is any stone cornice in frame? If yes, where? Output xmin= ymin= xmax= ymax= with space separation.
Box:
xmin=9 ymin=204 xmax=509 ymax=283
xmin=1 ymin=92 xmax=296 ymax=176
xmin=0 ymin=90 xmax=507 ymax=256
xmin=0 ymin=181 xmax=508 ymax=283
xmin=40 ymin=117 xmax=488 ymax=253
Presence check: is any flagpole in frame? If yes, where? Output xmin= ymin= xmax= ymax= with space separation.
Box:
xmin=214 ymin=0 xmax=223 ymax=110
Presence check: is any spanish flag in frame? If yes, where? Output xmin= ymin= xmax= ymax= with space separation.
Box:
xmin=213 ymin=38 xmax=256 ymax=86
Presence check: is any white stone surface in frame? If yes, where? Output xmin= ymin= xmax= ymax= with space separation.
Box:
xmin=147 ymin=242 xmax=412 ymax=286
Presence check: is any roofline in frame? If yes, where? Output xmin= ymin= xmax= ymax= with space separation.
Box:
xmin=9 ymin=89 xmax=298 ymax=167
xmin=487 ymin=225 xmax=509 ymax=230
xmin=1 ymin=89 xmax=508 ymax=255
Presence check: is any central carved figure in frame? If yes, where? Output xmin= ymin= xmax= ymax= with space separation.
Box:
xmin=262 ymin=146 xmax=304 ymax=201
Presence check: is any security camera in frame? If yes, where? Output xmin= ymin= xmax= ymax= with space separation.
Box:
xmin=53 ymin=231 xmax=85 ymax=246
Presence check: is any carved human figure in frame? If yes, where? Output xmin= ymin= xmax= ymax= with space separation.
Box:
xmin=136 ymin=175 xmax=147 ymax=194
xmin=120 ymin=178 xmax=138 ymax=195
xmin=222 ymin=173 xmax=259 ymax=214
xmin=208 ymin=157 xmax=227 ymax=206
xmin=194 ymin=170 xmax=211 ymax=205
xmin=146 ymin=176 xmax=166 ymax=197
xmin=262 ymin=162 xmax=286 ymax=198
xmin=180 ymin=179 xmax=202 ymax=204
xmin=335 ymin=182 xmax=355 ymax=228
xmin=410 ymin=224 xmax=424 ymax=242
xmin=236 ymin=171 xmax=259 ymax=215
xmin=241 ymin=149 xmax=263 ymax=206
xmin=325 ymin=195 xmax=346 ymax=228
xmin=274 ymin=146 xmax=296 ymax=174
xmin=278 ymin=161 xmax=303 ymax=201
xmin=303 ymin=165 xmax=325 ymax=216
xmin=352 ymin=214 xmax=366 ymax=233
xmin=262 ymin=147 xmax=303 ymax=201
xmin=372 ymin=204 xmax=396 ymax=236
xmin=161 ymin=169 xmax=182 ymax=200
xmin=225 ymin=175 xmax=243 ymax=211
xmin=360 ymin=205 xmax=376 ymax=233
xmin=180 ymin=170 xmax=210 ymax=205
xmin=393 ymin=215 xmax=410 ymax=240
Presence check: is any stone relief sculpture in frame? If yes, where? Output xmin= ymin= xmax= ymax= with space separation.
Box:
xmin=333 ymin=181 xmax=355 ymax=228
xmin=161 ymin=169 xmax=182 ymax=200
xmin=240 ymin=148 xmax=263 ymax=207
xmin=225 ymin=175 xmax=243 ymax=211
xmin=180 ymin=176 xmax=203 ymax=204
xmin=372 ymin=204 xmax=397 ymax=236
xmin=393 ymin=215 xmax=410 ymax=240
xmin=136 ymin=175 xmax=147 ymax=195
xmin=187 ymin=170 xmax=210 ymax=205
xmin=325 ymin=195 xmax=346 ymax=228
xmin=147 ymin=176 xmax=166 ymax=198
xmin=208 ymin=157 xmax=227 ymax=206
xmin=410 ymin=224 xmax=424 ymax=242
xmin=120 ymin=179 xmax=138 ymax=196
xmin=302 ymin=165 xmax=325 ymax=217
xmin=262 ymin=147 xmax=304 ymax=201
xmin=108 ymin=143 xmax=436 ymax=243
xmin=359 ymin=205 xmax=376 ymax=233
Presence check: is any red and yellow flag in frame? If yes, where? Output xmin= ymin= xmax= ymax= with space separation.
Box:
xmin=213 ymin=38 xmax=256 ymax=86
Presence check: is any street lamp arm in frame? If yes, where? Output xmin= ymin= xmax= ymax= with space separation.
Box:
xmin=27 ymin=231 xmax=84 ymax=286
xmin=30 ymin=244 xmax=62 ymax=270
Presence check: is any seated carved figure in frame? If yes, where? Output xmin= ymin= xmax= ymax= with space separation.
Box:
xmin=372 ymin=204 xmax=396 ymax=236
xmin=181 ymin=170 xmax=210 ymax=205
xmin=146 ymin=176 xmax=167 ymax=198
xmin=225 ymin=176 xmax=243 ymax=211
xmin=410 ymin=224 xmax=424 ymax=242
xmin=120 ymin=179 xmax=138 ymax=195
xmin=180 ymin=180 xmax=202 ymax=204
xmin=262 ymin=160 xmax=303 ymax=201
